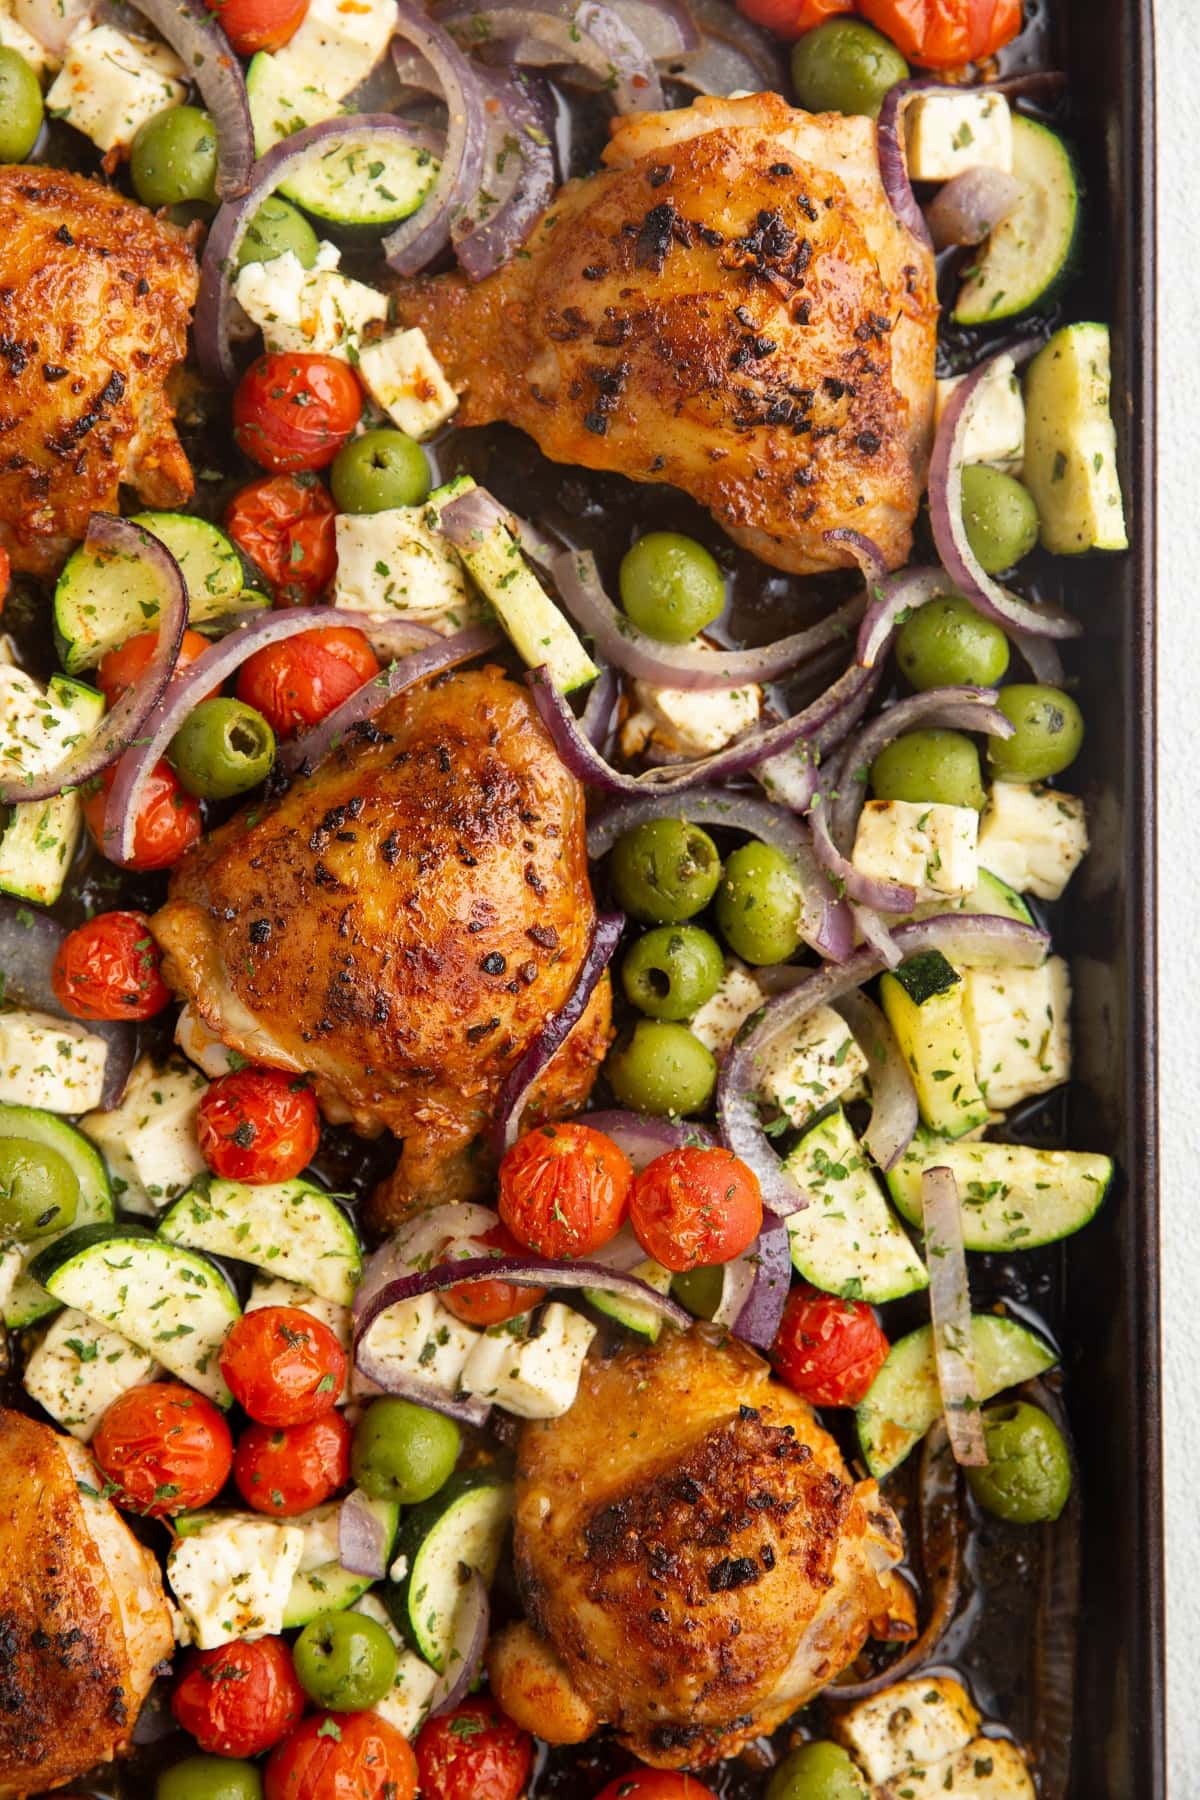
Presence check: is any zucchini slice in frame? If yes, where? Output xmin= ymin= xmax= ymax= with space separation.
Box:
xmin=0 ymin=676 xmax=104 ymax=907
xmin=1023 ymin=322 xmax=1129 ymax=554
xmin=158 ymin=1176 xmax=362 ymax=1307
xmin=453 ymin=524 xmax=599 ymax=695
xmin=886 ymin=1131 xmax=1113 ymax=1252
xmin=879 ymin=951 xmax=989 ymax=1139
xmin=385 ymin=1471 xmax=512 ymax=1672
xmin=0 ymin=1106 xmax=113 ymax=1329
xmin=781 ymin=1109 xmax=928 ymax=1304
xmin=953 ymin=116 xmax=1080 ymax=325
xmin=583 ymin=1257 xmax=674 ymax=1340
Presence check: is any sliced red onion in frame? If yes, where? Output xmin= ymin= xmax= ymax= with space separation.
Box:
xmin=823 ymin=528 xmax=888 ymax=584
xmin=384 ymin=2 xmax=491 ymax=276
xmin=0 ymin=901 xmax=134 ymax=1109
xmin=490 ymin=912 xmax=623 ymax=1155
xmin=925 ymin=166 xmax=1022 ymax=251
xmin=834 ymin=989 xmax=917 ymax=1172
xmin=579 ymin=664 xmax=618 ymax=748
xmin=921 ymin=1166 xmax=987 ymax=1468
xmin=851 ymin=902 xmax=902 ymax=970
xmin=0 ymin=516 xmax=186 ymax=809
xmin=857 ymin=566 xmax=956 ymax=671
xmin=354 ymin=1345 xmax=493 ymax=1427
xmin=197 ymin=115 xmax=444 ymax=385
xmin=339 ymin=1489 xmax=392 ymax=1578
xmin=428 ymin=1571 xmax=490 ymax=1716
xmin=671 ymin=0 xmax=784 ymax=94
xmin=442 ymin=0 xmax=663 ymax=112
xmin=1010 ymin=624 xmax=1065 ymax=686
xmin=581 ymin=1110 xmax=715 ymax=1170
xmin=712 ymin=1204 xmax=791 ymax=1352
xmin=755 ymin=743 xmax=818 ymax=814
xmin=716 ymin=915 xmax=1048 ymax=1215
xmin=128 ymin=0 xmax=252 ymax=199
xmin=604 ymin=0 xmax=698 ymax=60
xmin=451 ymin=68 xmax=556 ymax=280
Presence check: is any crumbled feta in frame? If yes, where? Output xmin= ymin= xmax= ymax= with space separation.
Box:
xmin=687 ymin=960 xmax=764 ymax=1057
xmin=852 ymin=799 xmax=980 ymax=902
xmin=757 ymin=1002 xmax=868 ymax=1130
xmin=46 ymin=24 xmax=186 ymax=153
xmin=357 ymin=329 xmax=459 ymax=440
xmin=621 ymin=639 xmax=761 ymax=761
xmin=80 ymin=1054 xmax=208 ymax=1214
xmin=0 ymin=1008 xmax=107 ymax=1112
xmin=168 ymin=1517 xmax=305 ymax=1648
xmin=354 ymin=1290 xmax=478 ymax=1399
xmin=905 ymin=91 xmax=1013 ymax=182
xmin=833 ymin=1675 xmax=980 ymax=1783
xmin=459 ymin=1303 xmax=596 ymax=1419
xmin=23 ymin=1307 xmax=158 ymax=1440
xmin=961 ymin=956 xmax=1071 ymax=1109
xmin=977 ymin=782 xmax=1088 ymax=900
xmin=936 ymin=352 xmax=1025 ymax=474
xmin=334 ymin=504 xmax=483 ymax=636
xmin=234 ymin=246 xmax=388 ymax=360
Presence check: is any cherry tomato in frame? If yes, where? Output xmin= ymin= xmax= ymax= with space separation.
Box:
xmin=197 ymin=1068 xmax=321 ymax=1185
xmin=51 ymin=910 xmax=171 ymax=1022
xmin=226 ymin=474 xmax=337 ymax=606
xmin=97 ymin=628 xmax=216 ymax=707
xmin=595 ymin=1775 xmax=715 ymax=1800
xmin=265 ymin=1709 xmax=418 ymax=1800
xmin=205 ymin=0 xmax=309 ymax=53
xmin=234 ymin=1408 xmax=351 ymax=1515
xmin=858 ymin=0 xmax=1021 ymax=66
xmin=414 ymin=1698 xmax=534 ymax=1800
xmin=735 ymin=0 xmax=852 ymax=39
xmin=497 ymin=1122 xmax=632 ymax=1260
xmin=82 ymin=759 xmax=202 ymax=871
xmin=628 ymin=1146 xmax=763 ymax=1273
xmin=220 ymin=1305 xmax=346 ymax=1426
xmin=236 ymin=626 xmax=380 ymax=738
xmin=92 ymin=1382 xmax=233 ymax=1517
xmin=771 ymin=1284 xmax=890 ymax=1407
xmin=442 ymin=1223 xmax=548 ymax=1328
xmin=234 ymin=353 xmax=363 ymax=475
xmin=172 ymin=1636 xmax=306 ymax=1757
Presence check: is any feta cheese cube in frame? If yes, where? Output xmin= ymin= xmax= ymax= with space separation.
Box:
xmin=832 ymin=1675 xmax=980 ymax=1783
xmin=23 ymin=1307 xmax=158 ymax=1440
xmin=80 ymin=1053 xmax=208 ymax=1214
xmin=852 ymin=799 xmax=979 ymax=902
xmin=357 ymin=329 xmax=459 ymax=440
xmin=250 ymin=0 xmax=398 ymax=149
xmin=961 ymin=956 xmax=1071 ymax=1109
xmin=687 ymin=960 xmax=764 ymax=1057
xmin=905 ymin=91 xmax=1013 ymax=182
xmin=758 ymin=1002 xmax=868 ymax=1129
xmin=354 ymin=1290 xmax=478 ymax=1399
xmin=334 ymin=504 xmax=482 ymax=635
xmin=294 ymin=1502 xmax=342 ymax=1572
xmin=234 ymin=247 xmax=388 ymax=360
xmin=621 ymin=639 xmax=761 ymax=761
xmin=936 ymin=352 xmax=1025 ymax=473
xmin=0 ymin=664 xmax=89 ymax=786
xmin=460 ymin=1303 xmax=596 ymax=1419
xmin=46 ymin=24 xmax=186 ymax=152
xmin=0 ymin=1008 xmax=107 ymax=1112
xmin=977 ymin=782 xmax=1088 ymax=900
xmin=168 ymin=1517 xmax=305 ymax=1648
xmin=873 ymin=1738 xmax=1035 ymax=1799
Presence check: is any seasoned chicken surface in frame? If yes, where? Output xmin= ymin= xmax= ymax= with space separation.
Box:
xmin=0 ymin=165 xmax=197 ymax=575
xmin=492 ymin=1326 xmax=904 ymax=1768
xmin=0 ymin=1409 xmax=172 ymax=1797
xmin=152 ymin=667 xmax=610 ymax=1226
xmin=393 ymin=92 xmax=937 ymax=575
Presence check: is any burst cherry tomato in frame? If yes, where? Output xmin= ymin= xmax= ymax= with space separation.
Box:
xmin=771 ymin=1284 xmax=890 ymax=1407
xmin=414 ymin=1698 xmax=534 ymax=1800
xmin=226 ymin=474 xmax=337 ymax=605
xmin=97 ymin=627 xmax=216 ymax=707
xmin=595 ymin=1776 xmax=716 ymax=1800
xmin=858 ymin=0 xmax=1021 ymax=66
xmin=497 ymin=1122 xmax=632 ymax=1260
xmin=172 ymin=1636 xmax=306 ymax=1757
xmin=82 ymin=759 xmax=202 ymax=871
xmin=197 ymin=1068 xmax=321 ymax=1185
xmin=51 ymin=909 xmax=171 ymax=1021
xmin=92 ymin=1382 xmax=233 ymax=1517
xmin=205 ymin=0 xmax=309 ymax=53
xmin=220 ymin=1305 xmax=346 ymax=1427
xmin=628 ymin=1147 xmax=763 ymax=1273
xmin=735 ymin=0 xmax=852 ymax=38
xmin=234 ymin=353 xmax=363 ymax=475
xmin=237 ymin=626 xmax=380 ymax=738
xmin=234 ymin=1408 xmax=351 ymax=1515
xmin=442 ymin=1223 xmax=547 ymax=1328
xmin=265 ymin=1709 xmax=418 ymax=1800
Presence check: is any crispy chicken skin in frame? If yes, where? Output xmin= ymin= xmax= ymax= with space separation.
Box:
xmin=0 ymin=1409 xmax=172 ymax=1797
xmin=392 ymin=92 xmax=937 ymax=575
xmin=491 ymin=1326 xmax=905 ymax=1769
xmin=152 ymin=667 xmax=611 ymax=1227
xmin=0 ymin=166 xmax=197 ymax=575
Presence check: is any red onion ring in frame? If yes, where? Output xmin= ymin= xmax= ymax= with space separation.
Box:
xmin=603 ymin=0 xmax=698 ymax=60
xmin=712 ymin=1204 xmax=791 ymax=1351
xmin=671 ymin=0 xmax=784 ymax=94
xmin=441 ymin=0 xmax=663 ymax=112
xmin=339 ymin=1489 xmax=393 ymax=1578
xmin=579 ymin=663 xmax=618 ymax=748
xmin=1010 ymin=625 xmax=1065 ymax=686
xmin=0 ymin=900 xmax=134 ymax=1109
xmin=856 ymin=566 xmax=955 ymax=671
xmin=581 ymin=1110 xmax=715 ymax=1170
xmin=921 ymin=1165 xmax=987 ymax=1467
xmin=451 ymin=68 xmax=557 ymax=281
xmin=385 ymin=1 xmax=491 ymax=275
xmin=925 ymin=166 xmax=1022 ymax=251
xmin=427 ymin=1572 xmax=490 ymax=1717
xmin=490 ymin=912 xmax=624 ymax=1155
xmin=128 ymin=0 xmax=253 ymax=199
xmin=833 ymin=989 xmax=918 ymax=1173
xmin=851 ymin=901 xmax=902 ymax=970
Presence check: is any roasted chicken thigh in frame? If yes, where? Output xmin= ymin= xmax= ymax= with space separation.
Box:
xmin=393 ymin=91 xmax=937 ymax=575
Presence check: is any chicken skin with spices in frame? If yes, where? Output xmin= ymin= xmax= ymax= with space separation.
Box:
xmin=152 ymin=666 xmax=610 ymax=1228
xmin=393 ymin=91 xmax=937 ymax=576
xmin=489 ymin=1326 xmax=906 ymax=1769
xmin=0 ymin=165 xmax=197 ymax=575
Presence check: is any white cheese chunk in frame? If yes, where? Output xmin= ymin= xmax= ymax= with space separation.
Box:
xmin=961 ymin=956 xmax=1071 ymax=1109
xmin=0 ymin=1008 xmax=107 ymax=1112
xmin=357 ymin=329 xmax=459 ymax=440
xmin=293 ymin=1502 xmax=342 ymax=1572
xmin=354 ymin=1593 xmax=441 ymax=1739
xmin=23 ymin=1307 xmax=159 ymax=1440
xmin=852 ymin=799 xmax=979 ymax=903
xmin=168 ymin=1517 xmax=305 ymax=1648
xmin=977 ymin=782 xmax=1088 ymax=900
xmin=354 ymin=1290 xmax=478 ymax=1399
xmin=874 ymin=1736 xmax=1035 ymax=1799
xmin=0 ymin=664 xmax=87 ymax=786
xmin=250 ymin=0 xmax=398 ymax=149
xmin=936 ymin=352 xmax=1025 ymax=473
xmin=757 ymin=1001 xmax=868 ymax=1129
xmin=460 ymin=1302 xmax=596 ymax=1419
xmin=687 ymin=960 xmax=764 ymax=1058
xmin=46 ymin=24 xmax=186 ymax=152
xmin=621 ymin=639 xmax=761 ymax=760
xmin=234 ymin=246 xmax=388 ymax=360
xmin=80 ymin=1053 xmax=208 ymax=1214
xmin=334 ymin=504 xmax=482 ymax=635
xmin=905 ymin=91 xmax=1013 ymax=182
xmin=833 ymin=1675 xmax=980 ymax=1783
xmin=0 ymin=1245 xmax=21 ymax=1315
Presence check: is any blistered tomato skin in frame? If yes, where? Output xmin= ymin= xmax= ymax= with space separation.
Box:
xmin=51 ymin=910 xmax=171 ymax=1021
xmin=220 ymin=1306 xmax=346 ymax=1427
xmin=414 ymin=1699 xmax=534 ymax=1800
xmin=595 ymin=1773 xmax=717 ymax=1800
xmin=204 ymin=0 xmax=309 ymax=53
xmin=442 ymin=1222 xmax=547 ymax=1326
xmin=629 ymin=1147 xmax=763 ymax=1273
xmin=734 ymin=0 xmax=852 ymax=40
xmin=226 ymin=474 xmax=337 ymax=605
xmin=196 ymin=1069 xmax=321 ymax=1185
xmin=497 ymin=1122 xmax=633 ymax=1260
xmin=82 ymin=760 xmax=202 ymax=872
xmin=97 ymin=627 xmax=216 ymax=706
xmin=234 ymin=1409 xmax=351 ymax=1515
xmin=234 ymin=354 xmax=363 ymax=474
xmin=858 ymin=0 xmax=1022 ymax=68
xmin=172 ymin=1637 xmax=306 ymax=1758
xmin=92 ymin=1383 xmax=233 ymax=1517
xmin=264 ymin=1709 xmax=419 ymax=1800
xmin=237 ymin=627 xmax=380 ymax=738
xmin=771 ymin=1285 xmax=891 ymax=1408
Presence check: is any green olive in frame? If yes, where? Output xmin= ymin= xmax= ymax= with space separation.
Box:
xmin=351 ymin=1397 xmax=460 ymax=1505
xmin=618 ymin=532 xmax=725 ymax=644
xmin=235 ymin=196 xmax=320 ymax=271
xmin=870 ymin=729 xmax=986 ymax=811
xmin=0 ymin=1137 xmax=78 ymax=1239
xmin=130 ymin=106 xmax=218 ymax=209
xmin=965 ymin=1401 xmax=1072 ymax=1524
xmin=714 ymin=841 xmax=802 ymax=965
xmin=766 ymin=1741 xmax=869 ymax=1800
xmin=790 ymin=19 xmax=908 ymax=119
xmin=609 ymin=819 xmax=722 ymax=925
xmin=330 ymin=429 xmax=431 ymax=513
xmin=987 ymin=684 xmax=1084 ymax=782
xmin=896 ymin=595 xmax=1011 ymax=692
xmin=293 ymin=1610 xmax=397 ymax=1712
xmin=671 ymin=1263 xmax=724 ymax=1320
xmin=156 ymin=1756 xmax=264 ymax=1800
xmin=621 ymin=925 xmax=725 ymax=1021
xmin=0 ymin=48 xmax=43 ymax=164
xmin=169 ymin=698 xmax=276 ymax=800
xmin=606 ymin=1020 xmax=716 ymax=1117
xmin=961 ymin=465 xmax=1040 ymax=574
